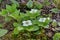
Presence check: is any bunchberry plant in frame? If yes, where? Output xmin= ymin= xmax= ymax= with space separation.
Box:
xmin=0 ymin=0 xmax=51 ymax=36
xmin=12 ymin=9 xmax=51 ymax=35
xmin=0 ymin=5 xmax=51 ymax=35
xmin=0 ymin=0 xmax=19 ymax=37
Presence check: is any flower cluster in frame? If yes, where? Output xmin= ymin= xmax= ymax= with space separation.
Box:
xmin=21 ymin=9 xmax=51 ymax=27
xmin=38 ymin=18 xmax=46 ymax=22
xmin=22 ymin=17 xmax=50 ymax=26
xmin=22 ymin=20 xmax=32 ymax=26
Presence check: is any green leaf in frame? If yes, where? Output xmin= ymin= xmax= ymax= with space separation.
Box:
xmin=32 ymin=20 xmax=40 ymax=25
xmin=5 ymin=16 xmax=12 ymax=22
xmin=43 ymin=0 xmax=50 ymax=6
xmin=26 ymin=26 xmax=39 ymax=31
xmin=20 ymin=13 xmax=30 ymax=20
xmin=9 ymin=10 xmax=20 ymax=20
xmin=52 ymin=20 xmax=57 ymax=27
xmin=0 ymin=9 xmax=7 ymax=16
xmin=34 ymin=2 xmax=43 ymax=9
xmin=6 ymin=5 xmax=17 ymax=13
xmin=53 ymin=33 xmax=60 ymax=40
xmin=34 ymin=29 xmax=45 ymax=35
xmin=0 ymin=24 xmax=3 ymax=28
xmin=26 ymin=0 xmax=33 ymax=8
xmin=6 ymin=5 xmax=12 ymax=12
xmin=33 ymin=17 xmax=51 ymax=27
xmin=0 ymin=29 xmax=8 ymax=37
xmin=13 ymin=22 xmax=20 ymax=27
xmin=42 ymin=18 xmax=51 ymax=27
xmin=50 ymin=8 xmax=59 ymax=13
xmin=10 ymin=0 xmax=19 ymax=7
xmin=34 ymin=31 xmax=41 ymax=35
xmin=12 ymin=4 xmax=17 ymax=9
xmin=13 ymin=27 xmax=24 ymax=34
xmin=26 ymin=11 xmax=40 ymax=19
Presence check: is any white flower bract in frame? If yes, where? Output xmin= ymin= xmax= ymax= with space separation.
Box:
xmin=22 ymin=20 xmax=32 ymax=26
xmin=47 ymin=17 xmax=50 ymax=20
xmin=53 ymin=19 xmax=56 ymax=22
xmin=30 ymin=9 xmax=38 ymax=13
xmin=38 ymin=18 xmax=46 ymax=22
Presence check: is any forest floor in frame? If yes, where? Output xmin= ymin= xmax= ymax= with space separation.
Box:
xmin=0 ymin=0 xmax=60 ymax=40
